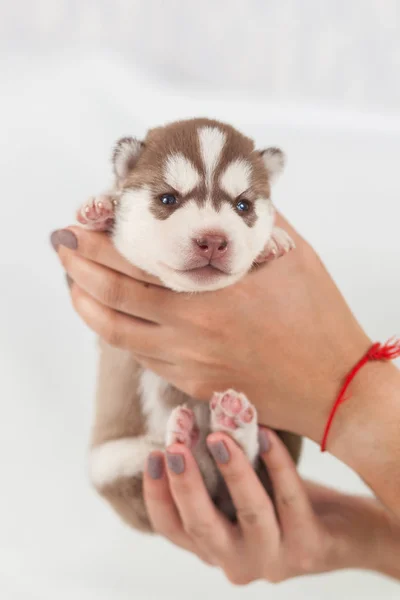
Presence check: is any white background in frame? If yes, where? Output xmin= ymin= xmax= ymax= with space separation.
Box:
xmin=1 ymin=2 xmax=399 ymax=599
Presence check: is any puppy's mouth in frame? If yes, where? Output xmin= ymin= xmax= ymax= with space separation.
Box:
xmin=182 ymin=264 xmax=229 ymax=280
xmin=160 ymin=261 xmax=233 ymax=281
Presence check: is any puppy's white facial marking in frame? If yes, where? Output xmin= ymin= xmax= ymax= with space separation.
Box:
xmin=198 ymin=126 xmax=226 ymax=189
xmin=164 ymin=153 xmax=201 ymax=195
xmin=220 ymin=159 xmax=252 ymax=198
xmin=114 ymin=186 xmax=274 ymax=293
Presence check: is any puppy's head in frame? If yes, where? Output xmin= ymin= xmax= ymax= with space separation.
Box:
xmin=112 ymin=118 xmax=285 ymax=292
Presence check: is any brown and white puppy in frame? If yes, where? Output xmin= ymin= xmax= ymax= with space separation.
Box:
xmin=78 ymin=118 xmax=302 ymax=532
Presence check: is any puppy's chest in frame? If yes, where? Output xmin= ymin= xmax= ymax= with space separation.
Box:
xmin=139 ymin=369 xmax=209 ymax=441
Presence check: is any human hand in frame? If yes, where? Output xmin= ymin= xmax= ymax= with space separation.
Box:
xmin=143 ymin=429 xmax=400 ymax=585
xmin=51 ymin=216 xmax=400 ymax=514
xmin=51 ymin=215 xmax=370 ymax=442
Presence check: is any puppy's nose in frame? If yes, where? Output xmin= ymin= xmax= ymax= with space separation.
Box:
xmin=194 ymin=234 xmax=228 ymax=258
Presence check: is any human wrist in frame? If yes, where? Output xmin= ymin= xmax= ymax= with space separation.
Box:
xmin=376 ymin=509 xmax=400 ymax=580
xmin=322 ymin=494 xmax=399 ymax=577
xmin=255 ymin=333 xmax=371 ymax=444
xmin=353 ymin=497 xmax=400 ymax=580
xmin=328 ymin=359 xmax=400 ymax=513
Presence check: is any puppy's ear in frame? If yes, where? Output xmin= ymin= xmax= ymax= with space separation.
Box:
xmin=259 ymin=147 xmax=285 ymax=184
xmin=112 ymin=137 xmax=144 ymax=180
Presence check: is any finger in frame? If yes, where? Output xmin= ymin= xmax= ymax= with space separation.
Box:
xmin=69 ymin=282 xmax=170 ymax=358
xmin=165 ymin=443 xmax=237 ymax=561
xmin=59 ymin=247 xmax=172 ymax=324
xmin=51 ymin=226 xmax=164 ymax=285
xmin=143 ymin=453 xmax=193 ymax=550
xmin=206 ymin=433 xmax=280 ymax=547
xmin=259 ymin=428 xmax=316 ymax=537
xmin=144 ymin=453 xmax=216 ymax=566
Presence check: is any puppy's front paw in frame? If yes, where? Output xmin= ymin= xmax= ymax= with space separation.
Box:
xmin=76 ymin=194 xmax=116 ymax=231
xmin=256 ymin=226 xmax=295 ymax=263
xmin=210 ymin=389 xmax=259 ymax=463
xmin=166 ymin=405 xmax=199 ymax=448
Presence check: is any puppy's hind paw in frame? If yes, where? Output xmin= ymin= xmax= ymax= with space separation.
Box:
xmin=210 ymin=389 xmax=255 ymax=430
xmin=166 ymin=405 xmax=199 ymax=448
xmin=210 ymin=389 xmax=259 ymax=463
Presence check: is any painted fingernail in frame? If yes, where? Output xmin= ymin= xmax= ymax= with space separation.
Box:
xmin=258 ymin=429 xmax=271 ymax=454
xmin=166 ymin=452 xmax=185 ymax=475
xmin=147 ymin=454 xmax=164 ymax=480
xmin=208 ymin=440 xmax=230 ymax=464
xmin=50 ymin=230 xmax=60 ymax=251
xmin=65 ymin=273 xmax=73 ymax=289
xmin=50 ymin=229 xmax=77 ymax=251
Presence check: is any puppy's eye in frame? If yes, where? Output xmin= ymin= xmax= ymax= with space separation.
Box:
xmin=236 ymin=200 xmax=250 ymax=212
xmin=160 ymin=193 xmax=177 ymax=206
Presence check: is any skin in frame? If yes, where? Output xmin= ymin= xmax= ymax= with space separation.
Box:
xmin=51 ymin=214 xmax=400 ymax=582
xmin=144 ymin=430 xmax=400 ymax=584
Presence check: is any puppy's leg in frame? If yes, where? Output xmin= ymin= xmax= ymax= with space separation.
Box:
xmin=210 ymin=389 xmax=259 ymax=464
xmin=256 ymin=226 xmax=295 ymax=263
xmin=89 ymin=341 xmax=157 ymax=532
xmin=89 ymin=435 xmax=160 ymax=532
xmin=76 ymin=193 xmax=118 ymax=231
xmin=166 ymin=405 xmax=200 ymax=448
xmin=166 ymin=401 xmax=221 ymax=495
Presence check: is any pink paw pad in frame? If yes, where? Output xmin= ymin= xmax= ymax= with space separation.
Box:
xmin=221 ymin=392 xmax=242 ymax=414
xmin=76 ymin=195 xmax=116 ymax=230
xmin=210 ymin=390 xmax=255 ymax=431
xmin=168 ymin=406 xmax=199 ymax=448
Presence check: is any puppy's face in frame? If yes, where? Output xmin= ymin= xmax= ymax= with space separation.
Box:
xmin=112 ymin=119 xmax=284 ymax=292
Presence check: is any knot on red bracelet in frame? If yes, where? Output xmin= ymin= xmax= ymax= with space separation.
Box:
xmin=321 ymin=338 xmax=400 ymax=452
xmin=367 ymin=339 xmax=400 ymax=361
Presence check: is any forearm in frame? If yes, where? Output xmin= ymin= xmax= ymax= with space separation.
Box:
xmin=254 ymin=327 xmax=400 ymax=517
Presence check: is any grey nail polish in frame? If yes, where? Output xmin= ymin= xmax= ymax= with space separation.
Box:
xmin=258 ymin=429 xmax=270 ymax=454
xmin=50 ymin=229 xmax=78 ymax=251
xmin=65 ymin=273 xmax=73 ymax=288
xmin=166 ymin=452 xmax=185 ymax=475
xmin=50 ymin=230 xmax=60 ymax=251
xmin=147 ymin=454 xmax=164 ymax=480
xmin=57 ymin=229 xmax=78 ymax=250
xmin=208 ymin=441 xmax=230 ymax=464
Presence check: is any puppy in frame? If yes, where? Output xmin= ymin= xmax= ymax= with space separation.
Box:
xmin=78 ymin=118 xmax=302 ymax=531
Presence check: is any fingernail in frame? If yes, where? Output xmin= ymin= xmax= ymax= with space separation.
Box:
xmin=65 ymin=273 xmax=73 ymax=289
xmin=50 ymin=229 xmax=77 ymax=251
xmin=258 ymin=429 xmax=271 ymax=454
xmin=208 ymin=440 xmax=230 ymax=464
xmin=147 ymin=454 xmax=164 ymax=480
xmin=166 ymin=452 xmax=185 ymax=475
xmin=50 ymin=230 xmax=60 ymax=251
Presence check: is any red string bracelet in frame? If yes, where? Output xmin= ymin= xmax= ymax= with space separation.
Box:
xmin=321 ymin=338 xmax=400 ymax=452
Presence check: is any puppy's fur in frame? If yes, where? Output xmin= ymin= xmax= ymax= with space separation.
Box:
xmin=78 ymin=118 xmax=302 ymax=532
